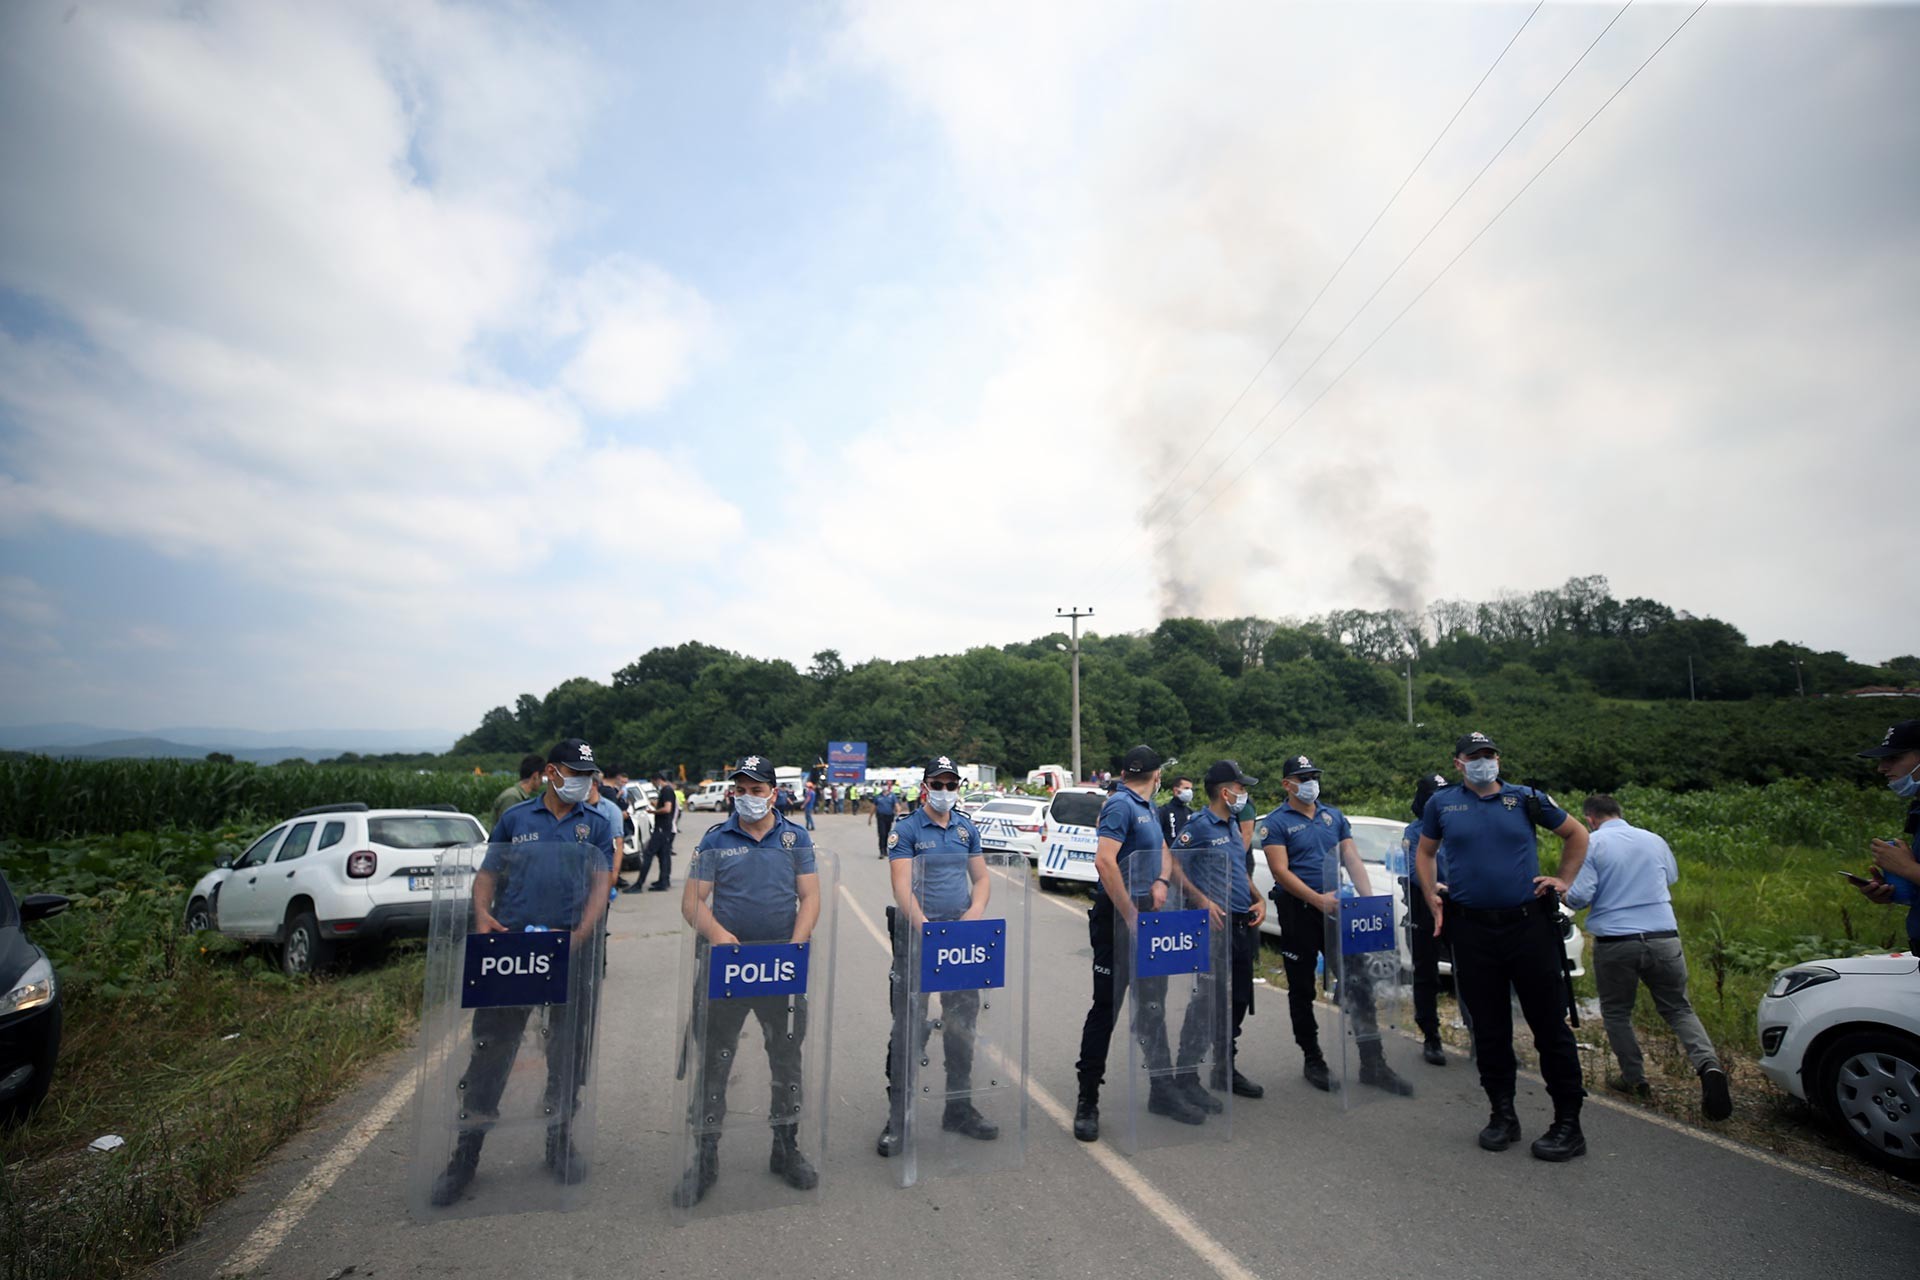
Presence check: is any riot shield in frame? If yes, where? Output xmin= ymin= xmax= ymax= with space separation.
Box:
xmin=670 ymin=835 xmax=839 ymax=1223
xmin=410 ymin=839 xmax=610 ymax=1221
xmin=1114 ymin=876 xmax=1232 ymax=1154
xmin=1327 ymin=887 xmax=1420 ymax=1109
xmin=889 ymin=846 xmax=1031 ymax=1186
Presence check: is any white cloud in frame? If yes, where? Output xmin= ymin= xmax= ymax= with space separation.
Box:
xmin=554 ymin=256 xmax=718 ymax=417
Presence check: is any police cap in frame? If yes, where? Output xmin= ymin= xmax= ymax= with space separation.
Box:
xmin=730 ymin=754 xmax=777 ymax=783
xmin=1204 ymin=759 xmax=1258 ymax=788
xmin=1454 ymin=731 xmax=1500 ymax=757
xmin=547 ymin=738 xmax=598 ymax=773
xmin=1411 ymin=771 xmax=1449 ymax=818
xmin=924 ymin=754 xmax=962 ymax=780
xmin=1120 ymin=744 xmax=1163 ymax=775
xmin=1859 ymin=720 xmax=1920 ymax=759
xmin=1280 ymin=755 xmax=1321 ymax=779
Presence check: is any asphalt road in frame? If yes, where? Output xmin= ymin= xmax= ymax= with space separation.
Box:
xmin=160 ymin=813 xmax=1918 ymax=1280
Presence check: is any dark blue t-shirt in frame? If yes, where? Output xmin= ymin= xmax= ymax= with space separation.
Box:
xmin=691 ymin=812 xmax=819 ymax=942
xmin=871 ymin=791 xmax=900 ymax=817
xmin=888 ymin=807 xmax=983 ymax=919
xmin=1173 ymin=807 xmax=1254 ymax=912
xmin=1396 ymin=819 xmax=1449 ymax=885
xmin=1257 ymin=801 xmax=1352 ymax=895
xmin=482 ymin=796 xmax=614 ymax=929
xmin=1098 ymin=785 xmax=1165 ymax=895
xmin=1418 ymin=783 xmax=1568 ymax=909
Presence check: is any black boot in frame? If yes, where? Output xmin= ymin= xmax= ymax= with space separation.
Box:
xmin=1147 ymin=1079 xmax=1205 ymax=1125
xmin=1422 ymin=1034 xmax=1446 ymax=1066
xmin=1175 ymin=1071 xmax=1224 ymax=1114
xmin=1073 ymin=1093 xmax=1099 ymax=1142
xmin=429 ymin=1131 xmax=484 ymax=1206
xmin=1478 ymin=1096 xmax=1522 ymax=1152
xmin=875 ymin=1118 xmax=901 ymax=1157
xmin=671 ymin=1134 xmax=719 ymax=1208
xmin=1302 ymin=1055 xmax=1339 ymax=1093
xmin=1212 ymin=1061 xmax=1266 ymax=1099
xmin=942 ymin=1100 xmax=1001 ymax=1140
xmin=1531 ymin=1110 xmax=1586 ymax=1162
xmin=769 ymin=1124 xmax=819 ymax=1189
xmin=1700 ymin=1065 xmax=1732 ymax=1121
xmin=1358 ymin=1048 xmax=1414 ymax=1097
xmin=545 ymin=1124 xmax=588 ymax=1184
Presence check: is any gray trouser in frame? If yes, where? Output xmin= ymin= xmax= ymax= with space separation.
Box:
xmin=1593 ymin=934 xmax=1718 ymax=1083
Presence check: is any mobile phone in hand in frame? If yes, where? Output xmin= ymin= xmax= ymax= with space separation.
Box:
xmin=1837 ymin=871 xmax=1873 ymax=887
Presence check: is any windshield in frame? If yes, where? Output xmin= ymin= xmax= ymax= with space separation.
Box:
xmin=369 ymin=816 xmax=483 ymax=849
xmin=981 ymin=800 xmax=1041 ymax=816
xmin=1349 ymin=822 xmax=1399 ymax=864
xmin=1048 ymin=792 xmax=1105 ymax=828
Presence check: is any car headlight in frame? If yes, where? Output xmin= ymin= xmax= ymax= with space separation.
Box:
xmin=0 ymin=957 xmax=56 ymax=1017
xmin=1768 ymin=966 xmax=1840 ymax=999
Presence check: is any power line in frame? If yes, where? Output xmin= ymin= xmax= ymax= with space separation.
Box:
xmin=1137 ymin=0 xmax=1547 ymax=526
xmin=1145 ymin=0 xmax=1637 ymax=542
xmin=1150 ymin=0 xmax=1711 ymax=560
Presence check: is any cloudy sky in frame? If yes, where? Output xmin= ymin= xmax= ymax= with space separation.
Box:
xmin=0 ymin=0 xmax=1912 ymax=737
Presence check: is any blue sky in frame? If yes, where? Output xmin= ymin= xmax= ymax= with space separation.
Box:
xmin=0 ymin=1 xmax=1914 ymax=737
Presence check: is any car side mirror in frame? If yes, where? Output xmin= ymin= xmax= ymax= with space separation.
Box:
xmin=215 ymin=853 xmax=233 ymax=869
xmin=20 ymin=894 xmax=71 ymax=923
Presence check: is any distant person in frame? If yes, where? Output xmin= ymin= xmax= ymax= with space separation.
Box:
xmin=490 ymin=753 xmax=546 ymax=829
xmin=803 ymin=779 xmax=818 ymax=831
xmin=1566 ymin=794 xmax=1730 ymax=1121
xmin=1158 ymin=775 xmax=1195 ymax=847
xmin=1855 ymin=719 xmax=1920 ymax=952
xmin=868 ymin=780 xmax=901 ymax=859
xmin=636 ymin=772 xmax=680 ymax=892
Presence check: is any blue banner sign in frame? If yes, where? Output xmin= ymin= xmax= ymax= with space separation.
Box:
xmin=1135 ymin=909 xmax=1210 ymax=977
xmin=1340 ymin=895 xmax=1395 ymax=955
xmin=826 ymin=740 xmax=867 ymax=783
xmin=920 ymin=918 xmax=1007 ymax=993
xmin=708 ymin=941 xmax=811 ymax=999
xmin=461 ymin=930 xmax=571 ymax=1009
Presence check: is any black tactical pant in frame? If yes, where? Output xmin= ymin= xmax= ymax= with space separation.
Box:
xmin=875 ymin=814 xmax=894 ymax=857
xmin=1075 ymin=893 xmax=1170 ymax=1096
xmin=637 ymin=825 xmax=674 ymax=886
xmin=1172 ymin=911 xmax=1256 ymax=1070
xmin=1448 ymin=899 xmax=1583 ymax=1109
xmin=1274 ymin=892 xmax=1380 ymax=1057
xmin=883 ymin=907 xmax=981 ymax=1108
xmin=458 ymin=957 xmax=596 ymax=1129
xmin=1404 ymin=880 xmax=1442 ymax=1039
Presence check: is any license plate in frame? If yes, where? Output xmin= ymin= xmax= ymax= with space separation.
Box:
xmin=408 ymin=875 xmax=434 ymax=891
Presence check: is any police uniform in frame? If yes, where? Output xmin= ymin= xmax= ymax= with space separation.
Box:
xmin=1170 ymin=772 xmax=1263 ymax=1098
xmin=1397 ymin=773 xmax=1452 ymax=1061
xmin=675 ymin=760 xmax=820 ymax=1205
xmin=431 ymin=738 xmax=614 ymax=1205
xmin=1859 ymin=719 xmax=1920 ymax=950
xmin=1419 ymin=732 xmax=1584 ymax=1156
xmin=871 ymin=787 xmax=901 ymax=858
xmin=878 ymin=761 xmax=998 ymax=1155
xmin=1158 ymin=793 xmax=1194 ymax=848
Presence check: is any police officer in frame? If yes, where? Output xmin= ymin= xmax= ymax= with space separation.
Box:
xmin=672 ymin=755 xmax=822 ymax=1207
xmin=1159 ymin=775 xmax=1196 ymax=848
xmin=430 ymin=738 xmax=615 ymax=1205
xmin=1170 ymin=760 xmax=1268 ymax=1100
xmin=868 ymin=779 xmax=901 ymax=859
xmin=1260 ymin=755 xmax=1413 ymax=1096
xmin=1416 ymin=731 xmax=1590 ymax=1161
xmin=1399 ymin=772 xmax=1451 ymax=1066
xmin=1072 ymin=744 xmax=1201 ymax=1141
xmin=1856 ymin=719 xmax=1920 ymax=951
xmin=876 ymin=755 xmax=998 ymax=1155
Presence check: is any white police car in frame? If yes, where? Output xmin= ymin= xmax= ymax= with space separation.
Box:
xmin=974 ymin=796 xmax=1047 ymax=865
xmin=184 ymin=804 xmax=486 ymax=977
xmin=1757 ymin=952 xmax=1920 ymax=1176
xmin=1036 ymin=787 xmax=1108 ymax=890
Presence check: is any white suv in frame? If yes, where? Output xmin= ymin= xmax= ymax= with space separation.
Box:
xmin=184 ymin=804 xmax=485 ymax=977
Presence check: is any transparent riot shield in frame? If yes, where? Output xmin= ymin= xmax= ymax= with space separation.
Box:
xmin=1327 ymin=885 xmax=1420 ymax=1109
xmin=410 ymin=839 xmax=610 ymax=1221
xmin=889 ymin=845 xmax=1031 ymax=1186
xmin=670 ymin=835 xmax=839 ymax=1223
xmin=1115 ymin=876 xmax=1232 ymax=1154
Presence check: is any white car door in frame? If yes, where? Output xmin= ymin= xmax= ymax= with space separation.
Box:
xmin=221 ymin=824 xmax=289 ymax=938
xmin=254 ymin=820 xmax=319 ymax=938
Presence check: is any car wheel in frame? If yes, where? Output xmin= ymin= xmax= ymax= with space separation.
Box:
xmin=1814 ymin=1028 xmax=1920 ymax=1177
xmin=281 ymin=910 xmax=335 ymax=978
xmin=184 ymin=897 xmax=212 ymax=933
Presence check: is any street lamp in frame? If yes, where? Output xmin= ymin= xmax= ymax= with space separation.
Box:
xmin=1056 ymin=607 xmax=1092 ymax=783
xmin=1789 ymin=658 xmax=1806 ymax=697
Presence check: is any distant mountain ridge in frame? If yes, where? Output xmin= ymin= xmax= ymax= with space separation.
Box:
xmin=0 ymin=723 xmax=456 ymax=761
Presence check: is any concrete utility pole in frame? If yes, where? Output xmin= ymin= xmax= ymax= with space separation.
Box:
xmin=1790 ymin=658 xmax=1806 ymax=697
xmin=1056 ymin=607 xmax=1093 ymax=783
xmin=1405 ymin=655 xmax=1415 ymax=726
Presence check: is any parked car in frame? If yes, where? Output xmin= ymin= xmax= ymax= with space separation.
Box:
xmin=1037 ymin=786 xmax=1108 ymax=890
xmin=617 ymin=781 xmax=657 ymax=871
xmin=1757 ymin=952 xmax=1920 ymax=1176
xmin=0 ymin=868 xmax=68 ymax=1126
xmin=689 ymin=781 xmax=730 ymax=811
xmin=1251 ymin=811 xmax=1586 ymax=979
xmin=974 ymin=796 xmax=1047 ymax=866
xmin=959 ymin=790 xmax=997 ymax=817
xmin=184 ymin=804 xmax=486 ymax=977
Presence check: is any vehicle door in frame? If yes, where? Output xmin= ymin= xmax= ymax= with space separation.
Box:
xmin=254 ymin=820 xmax=320 ymax=938
xmin=221 ymin=825 xmax=290 ymax=937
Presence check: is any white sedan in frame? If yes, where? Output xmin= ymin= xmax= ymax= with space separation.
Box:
xmin=973 ymin=796 xmax=1047 ymax=865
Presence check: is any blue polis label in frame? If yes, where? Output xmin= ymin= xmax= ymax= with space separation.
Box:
xmin=708 ymin=942 xmax=810 ymax=999
xmin=1135 ymin=909 xmax=1210 ymax=977
xmin=1340 ymin=895 xmax=1395 ymax=956
xmin=461 ymin=930 xmax=571 ymax=1009
xmin=920 ymin=918 xmax=1006 ymax=993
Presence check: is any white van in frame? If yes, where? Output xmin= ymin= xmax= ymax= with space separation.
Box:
xmin=690 ymin=781 xmax=730 ymax=811
xmin=1038 ymin=786 xmax=1108 ymax=889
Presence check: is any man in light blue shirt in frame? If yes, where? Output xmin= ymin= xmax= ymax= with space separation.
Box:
xmin=1565 ymin=794 xmax=1729 ymax=1121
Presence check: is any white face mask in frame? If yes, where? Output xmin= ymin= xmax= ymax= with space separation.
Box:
xmin=1176 ymin=788 xmax=1194 ymax=804
xmin=735 ymin=792 xmax=772 ymax=821
xmin=1221 ymin=788 xmax=1244 ymax=811
xmin=1294 ymin=779 xmax=1320 ymax=804
xmin=1463 ymin=758 xmax=1500 ymax=786
xmin=553 ymin=772 xmax=592 ymax=804
xmin=926 ymin=786 xmax=959 ymax=814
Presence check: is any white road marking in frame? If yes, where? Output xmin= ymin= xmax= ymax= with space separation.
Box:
xmin=217 ymin=1067 xmax=417 ymax=1278
xmin=837 ymin=884 xmax=1262 ymax=1280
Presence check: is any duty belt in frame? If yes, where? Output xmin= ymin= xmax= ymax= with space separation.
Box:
xmin=1452 ymin=898 xmax=1555 ymax=924
xmin=1594 ymin=929 xmax=1679 ymax=943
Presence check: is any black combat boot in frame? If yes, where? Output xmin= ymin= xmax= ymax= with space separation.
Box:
xmin=671 ymin=1134 xmax=719 ymax=1208
xmin=1175 ymin=1071 xmax=1224 ymax=1114
xmin=1358 ymin=1047 xmax=1414 ymax=1097
xmin=1147 ymin=1078 xmax=1204 ymax=1125
xmin=1302 ymin=1054 xmax=1338 ymax=1093
xmin=1422 ymin=1034 xmax=1446 ymax=1066
xmin=545 ymin=1124 xmax=588 ymax=1184
xmin=429 ymin=1131 xmax=484 ymax=1206
xmin=769 ymin=1124 xmax=819 ymax=1189
xmin=1212 ymin=1059 xmax=1264 ymax=1098
xmin=1700 ymin=1065 xmax=1732 ymax=1121
xmin=1531 ymin=1108 xmax=1586 ymax=1162
xmin=1478 ymin=1095 xmax=1522 ymax=1152
xmin=942 ymin=1100 xmax=1001 ymax=1140
xmin=1073 ymin=1093 xmax=1099 ymax=1142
